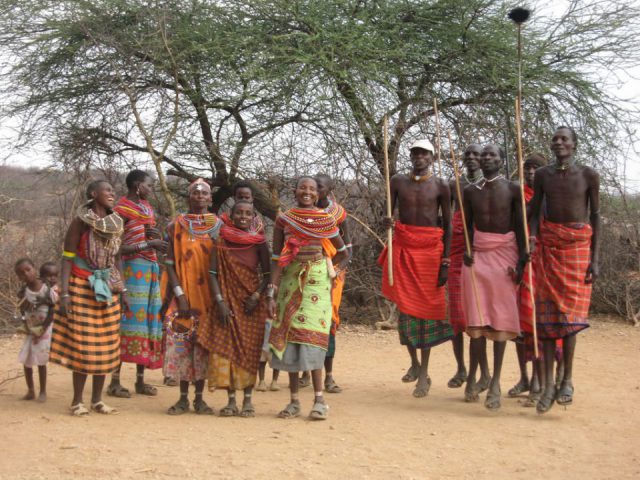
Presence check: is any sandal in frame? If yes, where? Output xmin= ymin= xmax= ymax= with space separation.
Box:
xmin=523 ymin=390 xmax=542 ymax=408
xmin=255 ymin=381 xmax=268 ymax=392
xmin=269 ymin=381 xmax=280 ymax=392
xmin=91 ymin=401 xmax=119 ymax=415
xmin=163 ymin=377 xmax=178 ymax=387
xmin=239 ymin=403 xmax=256 ymax=418
xmin=219 ymin=404 xmax=239 ymax=417
xmin=107 ymin=383 xmax=131 ymax=399
xmin=412 ymin=377 xmax=432 ymax=398
xmin=299 ymin=375 xmax=311 ymax=388
xmin=401 ymin=365 xmax=419 ymax=383
xmin=135 ymin=383 xmax=158 ymax=396
xmin=193 ymin=398 xmax=215 ymax=415
xmin=508 ymin=380 xmax=530 ymax=397
xmin=477 ymin=376 xmax=491 ymax=394
xmin=70 ymin=403 xmax=89 ymax=416
xmin=556 ymin=384 xmax=574 ymax=406
xmin=324 ymin=378 xmax=343 ymax=394
xmin=484 ymin=389 xmax=501 ymax=411
xmin=447 ymin=371 xmax=467 ymax=389
xmin=278 ymin=401 xmax=301 ymax=419
xmin=464 ymin=385 xmax=480 ymax=403
xmin=167 ymin=399 xmax=190 ymax=415
xmin=536 ymin=388 xmax=556 ymax=415
xmin=309 ymin=401 xmax=329 ymax=420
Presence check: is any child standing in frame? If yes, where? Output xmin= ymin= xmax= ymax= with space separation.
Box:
xmin=15 ymin=258 xmax=58 ymax=402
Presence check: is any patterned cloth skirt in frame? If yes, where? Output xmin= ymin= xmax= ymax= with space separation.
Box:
xmin=120 ymin=258 xmax=163 ymax=368
xmin=50 ymin=275 xmax=121 ymax=375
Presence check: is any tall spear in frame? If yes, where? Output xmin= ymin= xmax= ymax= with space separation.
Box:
xmin=433 ymin=99 xmax=443 ymax=176
xmin=383 ymin=116 xmax=394 ymax=286
xmin=509 ymin=6 xmax=538 ymax=358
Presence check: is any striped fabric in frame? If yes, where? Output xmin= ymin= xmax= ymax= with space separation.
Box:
xmin=535 ymin=220 xmax=592 ymax=339
xmin=49 ymin=275 xmax=121 ymax=375
xmin=378 ymin=222 xmax=447 ymax=321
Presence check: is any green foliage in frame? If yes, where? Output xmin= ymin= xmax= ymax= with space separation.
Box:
xmin=0 ymin=0 xmax=638 ymax=190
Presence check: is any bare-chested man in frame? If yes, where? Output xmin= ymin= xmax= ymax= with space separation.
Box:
xmin=448 ymin=144 xmax=491 ymax=400
xmin=462 ymin=144 xmax=527 ymax=410
xmin=380 ymin=139 xmax=453 ymax=398
xmin=529 ymin=126 xmax=599 ymax=414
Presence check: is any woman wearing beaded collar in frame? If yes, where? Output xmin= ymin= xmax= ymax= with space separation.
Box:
xmin=266 ymin=176 xmax=349 ymax=421
xmin=163 ymin=178 xmax=221 ymax=415
xmin=50 ymin=180 xmax=125 ymax=416
xmin=107 ymin=170 xmax=168 ymax=399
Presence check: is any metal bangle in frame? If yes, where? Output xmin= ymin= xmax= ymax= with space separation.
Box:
xmin=174 ymin=285 xmax=184 ymax=297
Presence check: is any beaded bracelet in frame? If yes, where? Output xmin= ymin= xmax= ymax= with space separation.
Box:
xmin=336 ymin=244 xmax=347 ymax=253
xmin=271 ymin=254 xmax=281 ymax=261
xmin=209 ymin=269 xmax=218 ymax=276
xmin=62 ymin=250 xmax=76 ymax=259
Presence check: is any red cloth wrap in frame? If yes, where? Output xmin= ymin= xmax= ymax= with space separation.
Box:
xmin=535 ymin=220 xmax=593 ymax=320
xmin=448 ymin=210 xmax=467 ymax=334
xmin=378 ymin=222 xmax=446 ymax=320
xmin=219 ymin=219 xmax=266 ymax=246
xmin=518 ymin=185 xmax=536 ymax=332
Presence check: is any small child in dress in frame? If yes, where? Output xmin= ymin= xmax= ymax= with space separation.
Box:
xmin=14 ymin=258 xmax=58 ymax=402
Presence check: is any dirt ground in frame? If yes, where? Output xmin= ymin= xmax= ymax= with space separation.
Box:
xmin=0 ymin=318 xmax=638 ymax=480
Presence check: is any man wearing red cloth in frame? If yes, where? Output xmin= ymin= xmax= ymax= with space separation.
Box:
xmin=529 ymin=127 xmax=600 ymax=414
xmin=380 ymin=139 xmax=453 ymax=398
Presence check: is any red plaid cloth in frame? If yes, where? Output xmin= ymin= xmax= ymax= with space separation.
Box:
xmin=518 ymin=186 xmax=535 ymax=333
xmin=535 ymin=220 xmax=593 ymax=339
xmin=448 ymin=210 xmax=466 ymax=334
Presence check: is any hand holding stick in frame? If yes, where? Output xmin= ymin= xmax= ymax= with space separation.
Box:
xmin=448 ymin=130 xmax=485 ymax=327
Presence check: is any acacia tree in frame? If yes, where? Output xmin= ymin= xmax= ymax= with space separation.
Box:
xmin=1 ymin=0 xmax=639 ymax=204
xmin=234 ymin=0 xmax=639 ymax=178
xmin=0 ymin=0 xmax=327 ymax=217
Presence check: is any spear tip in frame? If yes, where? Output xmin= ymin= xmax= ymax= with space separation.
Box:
xmin=508 ymin=7 xmax=531 ymax=24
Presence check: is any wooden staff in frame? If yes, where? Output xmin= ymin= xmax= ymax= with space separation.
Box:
xmin=383 ymin=116 xmax=394 ymax=286
xmin=448 ymin=130 xmax=485 ymax=327
xmin=433 ymin=99 xmax=443 ymax=176
xmin=515 ymin=97 xmax=539 ymax=358
xmin=509 ymin=6 xmax=538 ymax=358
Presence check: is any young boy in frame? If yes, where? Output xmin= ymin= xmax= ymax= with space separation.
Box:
xmin=15 ymin=258 xmax=58 ymax=402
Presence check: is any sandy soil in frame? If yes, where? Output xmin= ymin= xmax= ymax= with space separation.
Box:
xmin=0 ymin=318 xmax=638 ymax=480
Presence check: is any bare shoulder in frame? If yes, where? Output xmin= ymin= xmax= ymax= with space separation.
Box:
xmin=462 ymin=183 xmax=477 ymax=198
xmin=580 ymin=165 xmax=599 ymax=181
xmin=391 ymin=173 xmax=409 ymax=184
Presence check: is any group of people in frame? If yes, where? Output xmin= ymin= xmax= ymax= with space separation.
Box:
xmin=14 ymin=170 xmax=350 ymax=420
xmin=13 ymin=124 xmax=597 ymax=419
xmin=381 ymin=126 xmax=598 ymax=414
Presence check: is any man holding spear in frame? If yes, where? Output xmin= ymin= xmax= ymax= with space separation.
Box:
xmin=379 ymin=139 xmax=454 ymax=398
xmin=447 ymin=144 xmax=491 ymax=397
xmin=529 ymin=126 xmax=600 ymax=414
